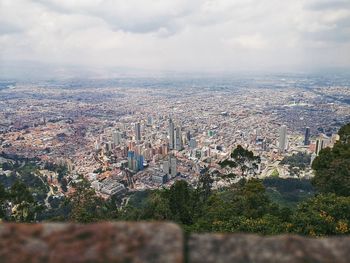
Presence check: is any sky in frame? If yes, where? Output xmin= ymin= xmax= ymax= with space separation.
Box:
xmin=1 ymin=0 xmax=350 ymax=78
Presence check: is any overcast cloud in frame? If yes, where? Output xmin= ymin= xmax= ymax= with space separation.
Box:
xmin=0 ymin=0 xmax=350 ymax=78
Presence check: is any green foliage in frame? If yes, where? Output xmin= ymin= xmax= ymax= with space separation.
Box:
xmin=56 ymin=165 xmax=68 ymax=182
xmin=191 ymin=179 xmax=290 ymax=234
xmin=291 ymin=194 xmax=350 ymax=236
xmin=168 ymin=181 xmax=193 ymax=224
xmin=197 ymin=171 xmax=214 ymax=201
xmin=122 ymin=180 xmax=200 ymax=226
xmin=338 ymin=123 xmax=350 ymax=144
xmin=21 ymin=173 xmax=50 ymax=203
xmin=312 ymin=123 xmax=350 ymax=196
xmin=120 ymin=176 xmax=350 ymax=237
xmin=220 ymin=145 xmax=261 ymax=178
xmin=43 ymin=162 xmax=70 ymax=192
xmin=270 ymin=169 xmax=279 ymax=177
xmin=0 ymin=183 xmax=7 ymax=219
xmin=263 ymin=178 xmax=314 ymax=207
xmin=8 ymin=180 xmax=42 ymax=222
xmin=67 ymin=177 xmax=118 ymax=223
xmin=17 ymin=162 xmax=38 ymax=175
xmin=0 ymin=163 xmax=49 ymax=205
xmin=280 ymin=152 xmax=311 ymax=170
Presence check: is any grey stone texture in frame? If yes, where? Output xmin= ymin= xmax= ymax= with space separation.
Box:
xmin=189 ymin=233 xmax=350 ymax=263
xmin=1 ymin=223 xmax=350 ymax=263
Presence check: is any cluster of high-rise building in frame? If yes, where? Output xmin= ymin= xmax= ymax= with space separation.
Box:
xmin=1 ymin=76 xmax=349 ymax=196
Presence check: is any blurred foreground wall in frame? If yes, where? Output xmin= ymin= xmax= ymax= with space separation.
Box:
xmin=0 ymin=222 xmax=349 ymax=263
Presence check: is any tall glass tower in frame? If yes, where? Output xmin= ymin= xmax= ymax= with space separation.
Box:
xmin=279 ymin=125 xmax=287 ymax=151
xmin=135 ymin=122 xmax=141 ymax=141
xmin=304 ymin=127 xmax=310 ymax=146
xmin=169 ymin=118 xmax=175 ymax=149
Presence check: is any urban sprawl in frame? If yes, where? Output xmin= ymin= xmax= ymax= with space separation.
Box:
xmin=1 ymin=75 xmax=349 ymax=201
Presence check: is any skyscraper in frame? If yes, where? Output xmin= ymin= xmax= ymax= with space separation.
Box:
xmin=189 ymin=138 xmax=197 ymax=149
xmin=169 ymin=118 xmax=175 ymax=149
xmin=136 ymin=154 xmax=144 ymax=171
xmin=279 ymin=125 xmax=287 ymax=151
xmin=113 ymin=131 xmax=122 ymax=146
xmin=315 ymin=134 xmax=331 ymax=156
xmin=127 ymin=150 xmax=144 ymax=171
xmin=186 ymin=131 xmax=191 ymax=142
xmin=135 ymin=122 xmax=141 ymax=142
xmin=170 ymin=157 xmax=177 ymax=177
xmin=315 ymin=139 xmax=322 ymax=155
xmin=304 ymin=127 xmax=310 ymax=146
xmin=162 ymin=160 xmax=170 ymax=175
xmin=127 ymin=151 xmax=135 ymax=170
xmin=175 ymin=126 xmax=183 ymax=151
xmin=147 ymin=116 xmax=153 ymax=126
xmin=162 ymin=154 xmax=177 ymax=178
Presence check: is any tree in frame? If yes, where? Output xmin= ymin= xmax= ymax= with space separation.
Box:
xmin=197 ymin=169 xmax=214 ymax=201
xmin=56 ymin=164 xmax=68 ymax=182
xmin=312 ymin=123 xmax=350 ymax=196
xmin=280 ymin=152 xmax=311 ymax=170
xmin=126 ymin=180 xmax=201 ymax=226
xmin=9 ymin=180 xmax=41 ymax=222
xmin=292 ymin=194 xmax=350 ymax=236
xmin=168 ymin=180 xmax=195 ymax=225
xmin=61 ymin=178 xmax=68 ymax=192
xmin=338 ymin=123 xmax=350 ymax=144
xmin=0 ymin=183 xmax=7 ymax=220
xmin=67 ymin=178 xmax=117 ymax=223
xmin=142 ymin=190 xmax=172 ymax=221
xmin=220 ymin=145 xmax=261 ymax=177
xmin=192 ymin=179 xmax=288 ymax=234
xmin=239 ymin=179 xmax=272 ymax=219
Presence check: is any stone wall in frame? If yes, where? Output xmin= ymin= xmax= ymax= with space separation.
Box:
xmin=0 ymin=222 xmax=349 ymax=263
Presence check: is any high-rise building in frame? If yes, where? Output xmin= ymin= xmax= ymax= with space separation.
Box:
xmin=113 ymin=131 xmax=122 ymax=146
xmin=189 ymin=138 xmax=197 ymax=149
xmin=186 ymin=131 xmax=191 ymax=142
xmin=169 ymin=118 xmax=175 ymax=149
xmin=279 ymin=125 xmax=287 ymax=151
xmin=147 ymin=116 xmax=153 ymax=126
xmin=135 ymin=122 xmax=141 ymax=141
xmin=162 ymin=155 xmax=177 ymax=178
xmin=256 ymin=128 xmax=261 ymax=137
xmin=162 ymin=160 xmax=169 ymax=175
xmin=170 ymin=157 xmax=177 ymax=177
xmin=127 ymin=150 xmax=144 ymax=171
xmin=127 ymin=151 xmax=135 ymax=170
xmin=135 ymin=154 xmax=144 ymax=171
xmin=304 ymin=127 xmax=310 ymax=146
xmin=105 ymin=141 xmax=113 ymax=152
xmin=175 ymin=126 xmax=183 ymax=151
xmin=315 ymin=134 xmax=331 ymax=156
xmin=95 ymin=140 xmax=100 ymax=151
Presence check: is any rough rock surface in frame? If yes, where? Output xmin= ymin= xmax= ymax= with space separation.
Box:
xmin=189 ymin=233 xmax=350 ymax=263
xmin=0 ymin=222 xmax=183 ymax=263
xmin=1 ymin=223 xmax=350 ymax=263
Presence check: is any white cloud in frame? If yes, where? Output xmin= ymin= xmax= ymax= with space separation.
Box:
xmin=223 ymin=34 xmax=268 ymax=50
xmin=0 ymin=0 xmax=349 ymax=78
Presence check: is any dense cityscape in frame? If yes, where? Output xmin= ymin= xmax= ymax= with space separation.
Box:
xmin=1 ymin=0 xmax=350 ymax=261
xmin=1 ymin=74 xmax=349 ymax=202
